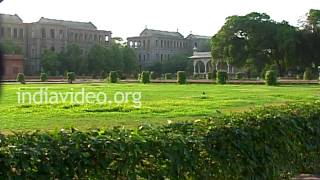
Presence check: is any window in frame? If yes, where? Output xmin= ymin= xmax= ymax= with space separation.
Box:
xmin=94 ymin=35 xmax=97 ymax=41
xmin=41 ymin=28 xmax=46 ymax=38
xmin=161 ymin=40 xmax=163 ymax=47
xmin=84 ymin=34 xmax=87 ymax=40
xmin=31 ymin=48 xmax=36 ymax=57
xmin=156 ymin=40 xmax=158 ymax=47
xmin=75 ymin=33 xmax=78 ymax=41
xmin=50 ymin=46 xmax=55 ymax=52
xmin=105 ymin=35 xmax=109 ymax=42
xmin=19 ymin=29 xmax=23 ymax=40
xmin=50 ymin=29 xmax=55 ymax=39
xmin=13 ymin=28 xmax=18 ymax=39
xmin=59 ymin=30 xmax=64 ymax=40
xmin=161 ymin=54 xmax=163 ymax=61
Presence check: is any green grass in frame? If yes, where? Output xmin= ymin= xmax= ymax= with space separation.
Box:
xmin=0 ymin=83 xmax=319 ymax=132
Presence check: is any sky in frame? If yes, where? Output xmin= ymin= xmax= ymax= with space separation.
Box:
xmin=0 ymin=0 xmax=319 ymax=40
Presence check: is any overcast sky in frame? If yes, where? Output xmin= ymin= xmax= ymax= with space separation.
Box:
xmin=0 ymin=0 xmax=319 ymax=40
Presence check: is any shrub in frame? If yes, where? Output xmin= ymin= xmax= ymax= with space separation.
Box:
xmin=141 ymin=71 xmax=150 ymax=84
xmin=304 ymin=68 xmax=312 ymax=80
xmin=109 ymin=71 xmax=118 ymax=83
xmin=265 ymin=70 xmax=277 ymax=86
xmin=0 ymin=102 xmax=320 ymax=179
xmin=261 ymin=64 xmax=278 ymax=79
xmin=177 ymin=71 xmax=187 ymax=84
xmin=40 ymin=73 xmax=48 ymax=82
xmin=165 ymin=73 xmax=172 ymax=80
xmin=67 ymin=72 xmax=76 ymax=84
xmin=150 ymin=71 xmax=157 ymax=80
xmin=216 ymin=71 xmax=228 ymax=84
xmin=236 ymin=72 xmax=244 ymax=80
xmin=16 ymin=73 xmax=25 ymax=84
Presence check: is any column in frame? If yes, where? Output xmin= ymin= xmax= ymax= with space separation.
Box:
xmin=204 ymin=60 xmax=207 ymax=74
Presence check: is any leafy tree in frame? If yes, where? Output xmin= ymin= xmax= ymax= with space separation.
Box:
xmin=2 ymin=40 xmax=22 ymax=54
xmin=41 ymin=50 xmax=60 ymax=74
xmin=122 ymin=47 xmax=138 ymax=74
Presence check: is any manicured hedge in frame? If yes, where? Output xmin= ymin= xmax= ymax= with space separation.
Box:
xmin=265 ymin=70 xmax=277 ymax=86
xmin=109 ymin=71 xmax=118 ymax=83
xmin=0 ymin=102 xmax=320 ymax=179
xmin=216 ymin=71 xmax=228 ymax=84
xmin=141 ymin=71 xmax=150 ymax=84
xmin=16 ymin=73 xmax=25 ymax=84
xmin=67 ymin=72 xmax=76 ymax=84
xmin=177 ymin=71 xmax=187 ymax=84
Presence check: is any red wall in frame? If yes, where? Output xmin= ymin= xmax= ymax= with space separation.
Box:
xmin=3 ymin=55 xmax=24 ymax=80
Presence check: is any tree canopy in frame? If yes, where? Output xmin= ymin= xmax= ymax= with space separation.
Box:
xmin=212 ymin=10 xmax=320 ymax=77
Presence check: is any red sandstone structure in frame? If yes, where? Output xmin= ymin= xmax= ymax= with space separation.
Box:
xmin=3 ymin=54 xmax=24 ymax=80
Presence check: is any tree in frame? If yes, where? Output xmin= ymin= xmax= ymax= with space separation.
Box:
xmin=211 ymin=12 xmax=301 ymax=76
xmin=2 ymin=40 xmax=23 ymax=55
xmin=87 ymin=45 xmax=109 ymax=76
xmin=122 ymin=47 xmax=138 ymax=74
xmin=41 ymin=50 xmax=60 ymax=74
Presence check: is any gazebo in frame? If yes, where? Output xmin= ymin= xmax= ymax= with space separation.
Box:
xmin=189 ymin=51 xmax=212 ymax=76
xmin=189 ymin=50 xmax=234 ymax=77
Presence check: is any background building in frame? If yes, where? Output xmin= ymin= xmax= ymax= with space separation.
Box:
xmin=0 ymin=14 xmax=112 ymax=75
xmin=127 ymin=29 xmax=211 ymax=70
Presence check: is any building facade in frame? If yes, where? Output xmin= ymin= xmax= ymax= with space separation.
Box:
xmin=127 ymin=29 xmax=211 ymax=70
xmin=0 ymin=14 xmax=112 ymax=75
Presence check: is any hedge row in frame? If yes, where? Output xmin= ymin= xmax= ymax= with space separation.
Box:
xmin=1 ymin=101 xmax=320 ymax=179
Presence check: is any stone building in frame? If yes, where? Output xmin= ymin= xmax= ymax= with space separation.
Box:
xmin=127 ymin=28 xmax=211 ymax=70
xmin=0 ymin=14 xmax=112 ymax=75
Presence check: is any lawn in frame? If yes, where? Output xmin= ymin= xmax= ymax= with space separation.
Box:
xmin=0 ymin=83 xmax=319 ymax=132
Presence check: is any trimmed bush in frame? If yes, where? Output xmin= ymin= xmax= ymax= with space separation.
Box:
xmin=265 ymin=70 xmax=277 ymax=86
xmin=165 ymin=73 xmax=172 ymax=80
xmin=304 ymin=68 xmax=312 ymax=80
xmin=150 ymin=71 xmax=157 ymax=80
xmin=141 ymin=71 xmax=150 ymax=84
xmin=177 ymin=71 xmax=187 ymax=84
xmin=216 ymin=71 xmax=228 ymax=84
xmin=0 ymin=102 xmax=319 ymax=179
xmin=16 ymin=73 xmax=25 ymax=84
xmin=67 ymin=72 xmax=76 ymax=84
xmin=40 ymin=73 xmax=48 ymax=82
xmin=236 ymin=72 xmax=244 ymax=80
xmin=109 ymin=71 xmax=118 ymax=83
